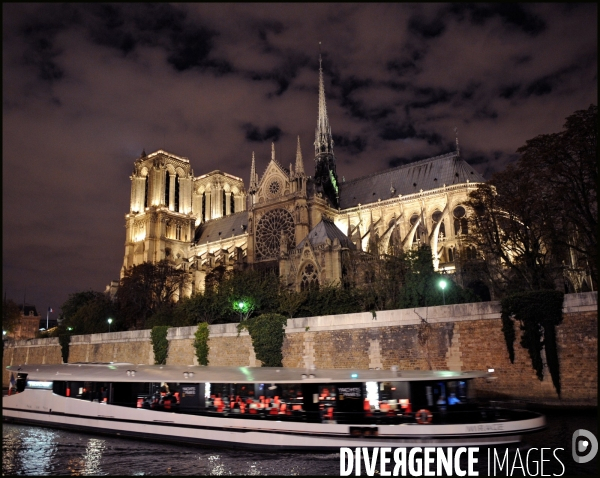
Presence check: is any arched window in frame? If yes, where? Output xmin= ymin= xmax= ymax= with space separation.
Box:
xmin=202 ymin=192 xmax=206 ymax=222
xmin=222 ymin=190 xmax=226 ymax=217
xmin=144 ymin=175 xmax=149 ymax=209
xmin=174 ymin=174 xmax=180 ymax=212
xmin=466 ymin=246 xmax=477 ymax=260
xmin=164 ymin=172 xmax=170 ymax=207
xmin=300 ymin=263 xmax=319 ymax=291
xmin=230 ymin=192 xmax=235 ymax=214
xmin=448 ymin=247 xmax=454 ymax=262
xmin=453 ymin=206 xmax=466 ymax=235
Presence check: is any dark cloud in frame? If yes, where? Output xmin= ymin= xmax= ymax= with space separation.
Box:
xmin=499 ymin=84 xmax=521 ymax=99
xmin=379 ymin=123 xmax=416 ymax=141
xmin=407 ymin=87 xmax=455 ymax=110
xmin=451 ymin=4 xmax=546 ymax=36
xmin=243 ymin=123 xmax=282 ymax=142
xmin=408 ymin=15 xmax=446 ymax=39
xmin=332 ymin=134 xmax=367 ymax=154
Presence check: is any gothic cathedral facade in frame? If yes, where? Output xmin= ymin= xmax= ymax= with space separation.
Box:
xmin=122 ymin=57 xmax=485 ymax=296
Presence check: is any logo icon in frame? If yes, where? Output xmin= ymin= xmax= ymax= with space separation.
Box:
xmin=572 ymin=429 xmax=598 ymax=464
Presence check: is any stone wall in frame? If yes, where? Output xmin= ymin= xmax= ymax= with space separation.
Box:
xmin=3 ymin=292 xmax=596 ymax=405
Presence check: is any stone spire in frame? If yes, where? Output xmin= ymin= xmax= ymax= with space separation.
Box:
xmin=295 ymin=135 xmax=305 ymax=175
xmin=312 ymin=45 xmax=339 ymax=208
xmin=271 ymin=142 xmax=276 ymax=161
xmin=314 ymin=50 xmax=334 ymax=156
xmin=249 ymin=151 xmax=257 ymax=194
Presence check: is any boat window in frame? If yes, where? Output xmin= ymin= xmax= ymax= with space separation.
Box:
xmin=53 ymin=381 xmax=67 ymax=396
xmin=26 ymin=380 xmax=53 ymax=390
xmin=365 ymin=382 xmax=380 ymax=410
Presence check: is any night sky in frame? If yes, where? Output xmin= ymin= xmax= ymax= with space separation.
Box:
xmin=3 ymin=4 xmax=597 ymax=317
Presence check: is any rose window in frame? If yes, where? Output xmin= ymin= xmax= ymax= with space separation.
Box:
xmin=255 ymin=208 xmax=295 ymax=260
xmin=268 ymin=180 xmax=281 ymax=196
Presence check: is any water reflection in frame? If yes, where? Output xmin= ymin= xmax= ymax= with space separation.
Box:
xmin=4 ymin=426 xmax=58 ymax=475
xmin=84 ymin=439 xmax=106 ymax=474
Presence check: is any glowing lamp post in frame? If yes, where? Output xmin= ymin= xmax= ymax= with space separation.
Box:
xmin=107 ymin=318 xmax=113 ymax=333
xmin=236 ymin=301 xmax=246 ymax=322
xmin=439 ymin=279 xmax=447 ymax=305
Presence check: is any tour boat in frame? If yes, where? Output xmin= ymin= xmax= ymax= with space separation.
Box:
xmin=3 ymin=363 xmax=545 ymax=450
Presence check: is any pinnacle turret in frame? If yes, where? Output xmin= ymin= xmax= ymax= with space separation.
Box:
xmin=249 ymin=151 xmax=258 ymax=194
xmin=295 ymin=136 xmax=305 ymax=175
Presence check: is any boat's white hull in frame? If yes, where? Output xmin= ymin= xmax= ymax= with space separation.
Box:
xmin=3 ymin=390 xmax=545 ymax=450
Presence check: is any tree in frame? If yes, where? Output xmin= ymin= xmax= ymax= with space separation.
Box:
xmin=116 ymin=260 xmax=190 ymax=329
xmin=466 ymin=104 xmax=597 ymax=295
xmin=516 ymin=104 xmax=597 ymax=288
xmin=179 ymin=292 xmax=224 ymax=325
xmin=2 ymin=298 xmax=21 ymax=334
xmin=277 ymin=288 xmax=307 ymax=319
xmin=395 ymin=245 xmax=476 ymax=308
xmin=219 ymin=268 xmax=280 ymax=322
xmin=466 ymin=174 xmax=559 ymax=297
xmin=60 ymin=290 xmax=116 ymax=335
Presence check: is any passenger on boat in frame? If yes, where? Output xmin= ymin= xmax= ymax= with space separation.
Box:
xmin=448 ymin=393 xmax=461 ymax=405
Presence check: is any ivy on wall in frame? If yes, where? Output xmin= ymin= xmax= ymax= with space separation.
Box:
xmin=500 ymin=290 xmax=564 ymax=396
xmin=59 ymin=334 xmax=71 ymax=364
xmin=151 ymin=326 xmax=170 ymax=365
xmin=241 ymin=313 xmax=287 ymax=367
xmin=194 ymin=322 xmax=210 ymax=366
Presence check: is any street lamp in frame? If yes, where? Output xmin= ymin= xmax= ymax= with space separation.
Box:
xmin=439 ymin=279 xmax=447 ymax=305
xmin=107 ymin=318 xmax=113 ymax=333
xmin=236 ymin=301 xmax=246 ymax=321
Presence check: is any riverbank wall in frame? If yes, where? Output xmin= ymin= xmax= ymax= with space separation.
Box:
xmin=3 ymin=292 xmax=596 ymax=406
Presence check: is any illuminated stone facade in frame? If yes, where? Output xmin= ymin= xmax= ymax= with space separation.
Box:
xmin=122 ymin=57 xmax=485 ymax=295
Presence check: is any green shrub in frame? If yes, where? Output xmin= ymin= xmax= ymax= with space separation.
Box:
xmin=151 ymin=325 xmax=170 ymax=365
xmin=244 ymin=313 xmax=287 ymax=367
xmin=194 ymin=322 xmax=210 ymax=366
xmin=59 ymin=334 xmax=71 ymax=364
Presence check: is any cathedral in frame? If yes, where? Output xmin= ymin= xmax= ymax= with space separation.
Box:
xmin=121 ymin=57 xmax=485 ymax=297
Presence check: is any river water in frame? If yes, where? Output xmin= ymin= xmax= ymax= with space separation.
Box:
xmin=2 ymin=411 xmax=597 ymax=476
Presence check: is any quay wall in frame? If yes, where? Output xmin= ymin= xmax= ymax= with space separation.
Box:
xmin=3 ymin=292 xmax=597 ymax=406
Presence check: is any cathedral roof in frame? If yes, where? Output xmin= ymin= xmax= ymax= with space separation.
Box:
xmin=194 ymin=211 xmax=249 ymax=244
xmin=297 ymin=216 xmax=356 ymax=250
xmin=338 ymin=152 xmax=485 ymax=209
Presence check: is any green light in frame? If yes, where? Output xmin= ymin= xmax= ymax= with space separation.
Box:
xmin=351 ymin=373 xmax=358 ymax=379
xmin=439 ymin=280 xmax=447 ymax=290
xmin=238 ymin=302 xmax=245 ymax=309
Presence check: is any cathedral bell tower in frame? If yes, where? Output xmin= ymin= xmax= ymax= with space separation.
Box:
xmin=314 ymin=52 xmax=340 ymax=208
xmin=122 ymin=150 xmax=195 ymax=281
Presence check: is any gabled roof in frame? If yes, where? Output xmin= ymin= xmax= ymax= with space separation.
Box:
xmin=297 ymin=217 xmax=356 ymax=250
xmin=338 ymin=152 xmax=485 ymax=209
xmin=194 ymin=211 xmax=249 ymax=244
